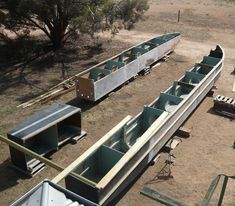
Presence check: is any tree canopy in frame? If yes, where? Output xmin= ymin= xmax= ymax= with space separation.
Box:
xmin=0 ymin=0 xmax=149 ymax=48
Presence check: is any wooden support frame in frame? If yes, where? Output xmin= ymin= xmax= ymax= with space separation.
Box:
xmin=0 ymin=134 xmax=63 ymax=171
xmin=0 ymin=134 xmax=96 ymax=186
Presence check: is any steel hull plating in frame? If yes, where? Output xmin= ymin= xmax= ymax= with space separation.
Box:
xmin=76 ymin=33 xmax=181 ymax=101
xmin=58 ymin=45 xmax=224 ymax=206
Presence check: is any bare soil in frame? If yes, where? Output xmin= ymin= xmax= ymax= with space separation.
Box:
xmin=1 ymin=0 xmax=235 ymax=205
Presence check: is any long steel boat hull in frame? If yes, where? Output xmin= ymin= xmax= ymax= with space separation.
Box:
xmin=76 ymin=33 xmax=181 ymax=101
xmin=53 ymin=45 xmax=224 ymax=206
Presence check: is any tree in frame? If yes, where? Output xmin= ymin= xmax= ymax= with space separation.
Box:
xmin=1 ymin=0 xmax=149 ymax=48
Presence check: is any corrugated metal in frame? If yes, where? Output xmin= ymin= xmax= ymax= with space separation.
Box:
xmin=11 ymin=180 xmax=98 ymax=206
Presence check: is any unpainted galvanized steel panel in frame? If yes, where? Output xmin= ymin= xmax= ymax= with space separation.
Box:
xmin=92 ymin=36 xmax=180 ymax=101
xmin=93 ymin=59 xmax=139 ymax=101
xmin=8 ymin=103 xmax=81 ymax=139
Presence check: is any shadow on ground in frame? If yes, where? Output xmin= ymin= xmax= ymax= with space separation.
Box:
xmin=0 ymin=35 xmax=106 ymax=98
xmin=0 ymin=159 xmax=29 ymax=193
xmin=207 ymin=107 xmax=234 ymax=122
xmin=0 ymin=35 xmax=49 ymax=73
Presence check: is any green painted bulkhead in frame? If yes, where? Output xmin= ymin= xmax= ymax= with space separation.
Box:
xmin=181 ymin=71 xmax=205 ymax=85
xmin=166 ymin=81 xmax=195 ymax=99
xmin=151 ymin=93 xmax=183 ymax=113
xmin=68 ymin=45 xmax=223 ymax=203
xmin=73 ymin=145 xmax=124 ymax=183
xmin=88 ymin=68 xmax=111 ymax=82
xmin=72 ymin=106 xmax=164 ymax=184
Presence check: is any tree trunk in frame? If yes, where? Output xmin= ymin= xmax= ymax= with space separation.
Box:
xmin=50 ymin=14 xmax=67 ymax=49
xmin=51 ymin=28 xmax=65 ymax=49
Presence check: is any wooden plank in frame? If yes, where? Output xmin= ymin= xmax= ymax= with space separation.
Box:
xmin=0 ymin=134 xmax=97 ymax=186
xmin=175 ymin=126 xmax=191 ymax=138
xmin=17 ymin=88 xmax=63 ymax=108
xmin=140 ymin=187 xmax=189 ymax=206
xmin=0 ymin=135 xmax=63 ymax=171
xmin=52 ymin=115 xmax=132 ymax=184
xmin=165 ymin=139 xmax=181 ymax=150
xmin=170 ymin=139 xmax=181 ymax=149
xmin=21 ymin=86 xmax=74 ymax=108
xmin=97 ymin=111 xmax=169 ymax=189
xmin=41 ymin=87 xmax=74 ymax=104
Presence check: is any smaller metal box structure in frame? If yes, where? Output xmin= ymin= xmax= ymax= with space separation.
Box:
xmin=11 ymin=180 xmax=99 ymax=206
xmin=7 ymin=103 xmax=86 ymax=176
xmin=213 ymin=95 xmax=235 ymax=118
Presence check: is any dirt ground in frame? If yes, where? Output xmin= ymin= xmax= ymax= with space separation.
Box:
xmin=1 ymin=0 xmax=235 ymax=205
